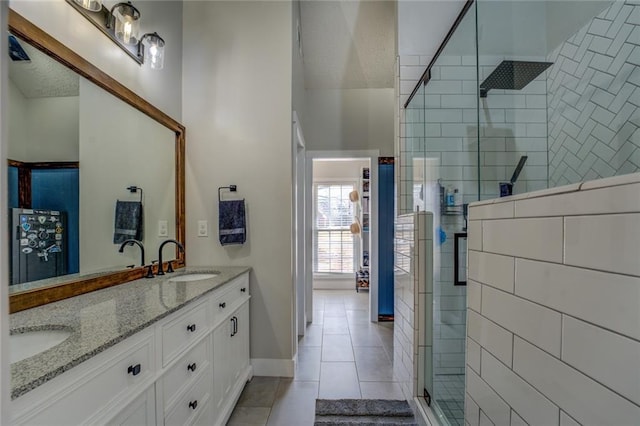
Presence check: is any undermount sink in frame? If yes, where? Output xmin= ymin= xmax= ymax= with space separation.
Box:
xmin=169 ymin=272 xmax=220 ymax=282
xmin=10 ymin=328 xmax=73 ymax=363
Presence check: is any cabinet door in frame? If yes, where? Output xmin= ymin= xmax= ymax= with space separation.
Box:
xmin=211 ymin=317 xmax=232 ymax=414
xmin=107 ymin=386 xmax=155 ymax=426
xmin=233 ymin=302 xmax=250 ymax=382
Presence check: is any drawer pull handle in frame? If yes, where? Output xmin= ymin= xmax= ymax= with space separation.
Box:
xmin=187 ymin=324 xmax=197 ymax=332
xmin=189 ymin=400 xmax=198 ymax=410
xmin=240 ymin=287 xmax=246 ymax=293
xmin=231 ymin=316 xmax=238 ymax=337
xmin=188 ymin=362 xmax=197 ymax=372
xmin=219 ymin=302 xmax=226 ymax=308
xmin=127 ymin=364 xmax=141 ymax=376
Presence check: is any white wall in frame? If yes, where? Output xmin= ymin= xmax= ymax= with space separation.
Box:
xmin=7 ymin=80 xmax=27 ymax=161
xmin=466 ymin=174 xmax=640 ymax=426
xmin=398 ymin=0 xmax=467 ymax=58
xmin=9 ymin=0 xmax=183 ymax=120
xmin=8 ymin=80 xmax=79 ymax=162
xmin=394 ymin=212 xmax=433 ymax=407
xmin=292 ymin=0 xmax=308 ymax=134
xmin=79 ymin=78 xmax=175 ymax=273
xmin=182 ymin=1 xmax=294 ymax=372
xmin=313 ymin=159 xmax=369 ymax=181
xmin=397 ymin=0 xmax=467 ymax=107
xmin=306 ymin=88 xmax=395 ymax=156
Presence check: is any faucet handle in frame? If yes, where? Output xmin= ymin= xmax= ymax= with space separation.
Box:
xmin=144 ymin=264 xmax=155 ymax=279
xmin=166 ymin=260 xmax=175 ymax=273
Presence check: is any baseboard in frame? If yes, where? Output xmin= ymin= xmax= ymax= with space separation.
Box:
xmin=251 ymin=358 xmax=295 ymax=377
xmin=312 ymin=279 xmax=354 ymax=290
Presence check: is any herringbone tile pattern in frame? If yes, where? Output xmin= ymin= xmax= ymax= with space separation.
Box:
xmin=548 ymin=1 xmax=640 ymax=186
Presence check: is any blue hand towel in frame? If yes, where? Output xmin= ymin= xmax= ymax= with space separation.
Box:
xmin=113 ymin=200 xmax=143 ymax=244
xmin=219 ymin=199 xmax=246 ymax=245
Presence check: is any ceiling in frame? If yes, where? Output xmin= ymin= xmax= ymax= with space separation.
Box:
xmin=8 ymin=36 xmax=79 ymax=99
xmin=299 ymin=1 xmax=397 ymax=90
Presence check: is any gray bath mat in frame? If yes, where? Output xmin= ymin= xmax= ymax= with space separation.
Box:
xmin=315 ymin=399 xmax=417 ymax=425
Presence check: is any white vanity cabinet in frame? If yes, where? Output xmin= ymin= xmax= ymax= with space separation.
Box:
xmin=11 ymin=271 xmax=252 ymax=426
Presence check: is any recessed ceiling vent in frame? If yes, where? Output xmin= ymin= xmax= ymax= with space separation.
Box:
xmin=8 ymin=34 xmax=30 ymax=62
xmin=480 ymin=60 xmax=552 ymax=97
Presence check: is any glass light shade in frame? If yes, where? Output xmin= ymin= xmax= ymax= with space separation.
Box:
xmin=113 ymin=3 xmax=141 ymax=45
xmin=145 ymin=34 xmax=165 ymax=70
xmin=74 ymin=0 xmax=102 ymax=12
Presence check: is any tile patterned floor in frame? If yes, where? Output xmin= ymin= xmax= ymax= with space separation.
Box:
xmin=227 ymin=290 xmax=402 ymax=425
xmin=433 ymin=374 xmax=465 ymax=426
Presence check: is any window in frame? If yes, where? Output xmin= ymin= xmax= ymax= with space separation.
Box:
xmin=313 ymin=183 xmax=355 ymax=274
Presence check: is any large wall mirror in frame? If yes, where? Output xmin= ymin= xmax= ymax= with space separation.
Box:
xmin=8 ymin=10 xmax=186 ymax=313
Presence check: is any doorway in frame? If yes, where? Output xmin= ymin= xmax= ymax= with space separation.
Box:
xmin=304 ymin=150 xmax=380 ymax=325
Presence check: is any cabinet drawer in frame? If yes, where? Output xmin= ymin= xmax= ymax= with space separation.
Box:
xmin=164 ymin=369 xmax=212 ymax=426
xmin=15 ymin=331 xmax=154 ymax=425
xmin=162 ymin=336 xmax=210 ymax=408
xmin=161 ymin=301 xmax=209 ymax=366
xmin=211 ymin=273 xmax=249 ymax=323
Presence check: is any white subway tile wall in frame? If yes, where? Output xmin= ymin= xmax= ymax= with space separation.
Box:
xmin=466 ymin=175 xmax=640 ymax=426
xmin=548 ymin=1 xmax=640 ymax=186
xmin=393 ymin=212 xmax=433 ymax=402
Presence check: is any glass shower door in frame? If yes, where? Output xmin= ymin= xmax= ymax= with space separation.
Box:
xmin=421 ymin=3 xmax=477 ymax=425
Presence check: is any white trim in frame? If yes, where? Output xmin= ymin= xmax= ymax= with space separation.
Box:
xmin=306 ymin=150 xmax=380 ymax=322
xmin=250 ymin=358 xmax=295 ymax=378
xmin=292 ymin=110 xmax=307 ymax=357
xmin=413 ymin=397 xmax=439 ymax=426
xmin=0 ymin=1 xmax=10 ymax=422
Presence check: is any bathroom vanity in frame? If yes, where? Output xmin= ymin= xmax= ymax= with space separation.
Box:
xmin=10 ymin=267 xmax=252 ymax=426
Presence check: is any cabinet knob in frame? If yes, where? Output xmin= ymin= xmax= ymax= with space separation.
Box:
xmin=189 ymin=400 xmax=198 ymax=410
xmin=240 ymin=287 xmax=246 ymax=293
xmin=127 ymin=364 xmax=141 ymax=376
xmin=219 ymin=302 xmax=226 ymax=308
xmin=187 ymin=362 xmax=197 ymax=372
xmin=187 ymin=324 xmax=197 ymax=332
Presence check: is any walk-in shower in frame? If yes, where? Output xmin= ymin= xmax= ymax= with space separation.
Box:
xmin=401 ymin=0 xmax=640 ymax=424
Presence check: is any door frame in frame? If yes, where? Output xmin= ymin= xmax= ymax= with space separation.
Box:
xmin=292 ymin=112 xmax=308 ymax=352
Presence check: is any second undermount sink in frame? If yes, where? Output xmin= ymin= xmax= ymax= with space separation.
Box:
xmin=10 ymin=328 xmax=73 ymax=363
xmin=169 ymin=272 xmax=220 ymax=282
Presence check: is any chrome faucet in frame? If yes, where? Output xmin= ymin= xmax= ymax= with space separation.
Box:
xmin=118 ymin=239 xmax=145 ymax=267
xmin=157 ymin=239 xmax=185 ymax=275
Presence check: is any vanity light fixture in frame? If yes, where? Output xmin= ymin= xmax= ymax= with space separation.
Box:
xmin=65 ymin=0 xmax=165 ymax=70
xmin=139 ymin=32 xmax=165 ymax=70
xmin=73 ymin=0 xmax=103 ymax=12
xmin=107 ymin=2 xmax=141 ymax=46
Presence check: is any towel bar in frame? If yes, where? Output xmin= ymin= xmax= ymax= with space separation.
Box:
xmin=218 ymin=185 xmax=237 ymax=202
xmin=126 ymin=185 xmax=143 ymax=203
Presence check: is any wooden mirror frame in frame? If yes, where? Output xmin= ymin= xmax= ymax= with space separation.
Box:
xmin=8 ymin=10 xmax=186 ymax=313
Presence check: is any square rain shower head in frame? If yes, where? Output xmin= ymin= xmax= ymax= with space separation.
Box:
xmin=480 ymin=60 xmax=553 ymax=97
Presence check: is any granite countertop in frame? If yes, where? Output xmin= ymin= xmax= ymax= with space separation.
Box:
xmin=9 ymin=266 xmax=251 ymax=400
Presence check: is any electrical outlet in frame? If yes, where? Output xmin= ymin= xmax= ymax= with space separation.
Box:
xmin=158 ymin=220 xmax=168 ymax=237
xmin=197 ymin=220 xmax=208 ymax=237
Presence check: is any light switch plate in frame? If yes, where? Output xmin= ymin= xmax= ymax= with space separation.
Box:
xmin=197 ymin=220 xmax=208 ymax=237
xmin=158 ymin=220 xmax=168 ymax=237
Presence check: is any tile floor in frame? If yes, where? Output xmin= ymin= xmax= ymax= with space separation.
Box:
xmin=227 ymin=290 xmax=402 ymax=425
xmin=433 ymin=374 xmax=465 ymax=426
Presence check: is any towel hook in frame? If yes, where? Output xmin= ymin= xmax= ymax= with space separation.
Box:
xmin=127 ymin=186 xmax=144 ymax=203
xmin=218 ymin=185 xmax=237 ymax=202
